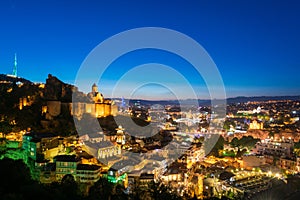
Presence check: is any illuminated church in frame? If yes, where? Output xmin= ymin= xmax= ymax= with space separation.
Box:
xmin=86 ymin=83 xmax=118 ymax=118
xmin=249 ymin=120 xmax=263 ymax=130
xmin=71 ymin=83 xmax=118 ymax=118
xmin=42 ymin=77 xmax=118 ymax=120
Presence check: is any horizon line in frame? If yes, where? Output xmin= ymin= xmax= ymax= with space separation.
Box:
xmin=1 ymin=73 xmax=300 ymax=101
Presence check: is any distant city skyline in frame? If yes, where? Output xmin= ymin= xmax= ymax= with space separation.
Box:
xmin=0 ymin=0 xmax=300 ymax=99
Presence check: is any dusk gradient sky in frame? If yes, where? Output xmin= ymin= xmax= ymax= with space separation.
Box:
xmin=0 ymin=0 xmax=300 ymax=99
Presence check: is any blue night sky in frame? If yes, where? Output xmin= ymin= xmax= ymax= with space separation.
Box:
xmin=0 ymin=0 xmax=300 ymax=99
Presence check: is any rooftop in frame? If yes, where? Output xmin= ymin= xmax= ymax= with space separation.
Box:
xmin=24 ymin=132 xmax=57 ymax=139
xmin=54 ymin=155 xmax=78 ymax=162
xmin=140 ymin=173 xmax=154 ymax=180
xmin=77 ymin=164 xmax=101 ymax=171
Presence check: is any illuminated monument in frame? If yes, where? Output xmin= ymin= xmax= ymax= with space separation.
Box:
xmin=249 ymin=120 xmax=264 ymax=130
xmin=6 ymin=53 xmax=18 ymax=78
xmin=42 ymin=75 xmax=117 ymax=120
xmin=87 ymin=83 xmax=118 ymax=118
xmin=12 ymin=53 xmax=17 ymax=77
xmin=71 ymin=83 xmax=118 ymax=118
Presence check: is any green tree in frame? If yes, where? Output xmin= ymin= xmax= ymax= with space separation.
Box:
xmin=149 ymin=181 xmax=182 ymax=200
xmin=230 ymin=137 xmax=239 ymax=148
xmin=88 ymin=177 xmax=114 ymax=200
xmin=60 ymin=174 xmax=81 ymax=200
xmin=0 ymin=158 xmax=33 ymax=194
xmin=223 ymin=121 xmax=236 ymax=131
xmin=209 ymin=136 xmax=225 ymax=157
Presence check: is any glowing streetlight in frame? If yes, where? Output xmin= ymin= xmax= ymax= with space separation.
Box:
xmin=267 ymin=171 xmax=272 ymax=176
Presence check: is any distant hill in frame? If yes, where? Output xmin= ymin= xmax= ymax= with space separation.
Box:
xmin=123 ymin=96 xmax=300 ymax=106
xmin=227 ymin=96 xmax=300 ymax=103
xmin=0 ymin=74 xmax=32 ymax=84
xmin=125 ymin=99 xmax=212 ymax=106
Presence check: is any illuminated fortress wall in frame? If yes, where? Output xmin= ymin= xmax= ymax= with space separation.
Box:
xmin=43 ymin=83 xmax=117 ymax=119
